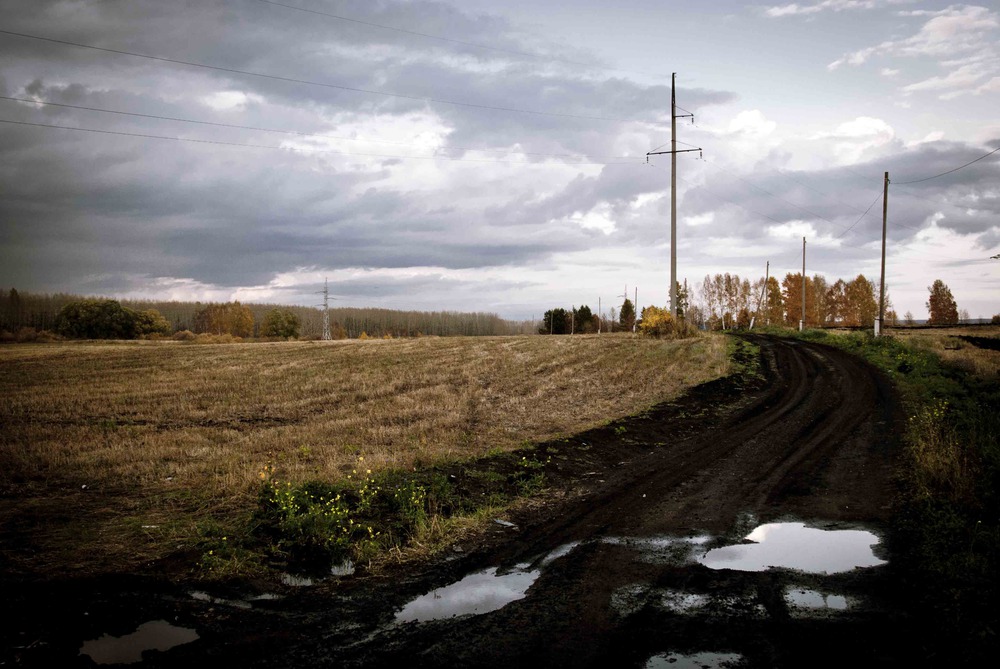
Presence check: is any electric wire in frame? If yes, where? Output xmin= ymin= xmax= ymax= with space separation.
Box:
xmin=0 ymin=118 xmax=642 ymax=166
xmin=0 ymin=96 xmax=645 ymax=162
xmin=254 ymin=0 xmax=671 ymax=80
xmin=697 ymin=155 xmax=852 ymax=230
xmin=835 ymin=190 xmax=883 ymax=238
xmin=895 ymin=146 xmax=1000 ymax=184
xmin=0 ymin=29 xmax=642 ymax=123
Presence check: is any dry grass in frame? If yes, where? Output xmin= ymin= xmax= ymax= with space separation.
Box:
xmin=889 ymin=325 xmax=1000 ymax=379
xmin=0 ymin=333 xmax=727 ymax=575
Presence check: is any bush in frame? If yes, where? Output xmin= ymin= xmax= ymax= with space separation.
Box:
xmin=172 ymin=329 xmax=197 ymax=341
xmin=638 ymin=306 xmax=696 ymax=338
xmin=55 ymin=299 xmax=138 ymax=339
xmin=261 ymin=308 xmax=300 ymax=339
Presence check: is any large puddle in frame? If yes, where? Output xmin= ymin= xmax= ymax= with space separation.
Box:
xmin=395 ymin=566 xmax=541 ymax=623
xmin=697 ymin=522 xmax=885 ymax=574
xmin=79 ymin=620 xmax=198 ymax=665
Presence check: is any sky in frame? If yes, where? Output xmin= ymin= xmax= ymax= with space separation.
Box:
xmin=1 ymin=0 xmax=998 ymax=321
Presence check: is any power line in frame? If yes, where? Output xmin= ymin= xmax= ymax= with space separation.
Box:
xmin=835 ymin=190 xmax=883 ymax=238
xmin=0 ymin=29 xmax=641 ymax=123
xmin=254 ymin=0 xmax=670 ymax=80
xmin=697 ymin=156 xmax=853 ymax=230
xmin=0 ymin=95 xmax=644 ymax=162
xmin=0 ymin=117 xmax=642 ymax=166
xmin=895 ymin=146 xmax=1000 ymax=184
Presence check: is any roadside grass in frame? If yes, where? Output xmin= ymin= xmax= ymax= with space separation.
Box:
xmin=0 ymin=333 xmax=727 ymax=579
xmin=781 ymin=326 xmax=999 ymax=662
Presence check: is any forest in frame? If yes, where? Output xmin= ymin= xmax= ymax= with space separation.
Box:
xmin=0 ymin=289 xmax=535 ymax=340
xmin=1 ymin=271 xmax=974 ymax=342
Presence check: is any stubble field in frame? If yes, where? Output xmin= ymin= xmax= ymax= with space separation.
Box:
xmin=0 ymin=333 xmax=727 ymax=577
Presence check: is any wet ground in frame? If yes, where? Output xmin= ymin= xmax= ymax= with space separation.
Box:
xmin=4 ymin=335 xmax=921 ymax=667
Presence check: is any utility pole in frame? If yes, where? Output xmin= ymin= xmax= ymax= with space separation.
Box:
xmin=877 ymin=171 xmax=889 ymax=337
xmin=646 ymin=73 xmax=700 ymax=319
xmin=800 ymin=237 xmax=806 ymax=332
xmin=751 ymin=261 xmax=768 ymax=330
xmin=620 ymin=285 xmax=629 ymax=332
xmin=633 ymin=286 xmax=638 ymax=333
xmin=571 ymin=305 xmax=575 ymax=335
xmin=598 ymin=297 xmax=602 ymax=334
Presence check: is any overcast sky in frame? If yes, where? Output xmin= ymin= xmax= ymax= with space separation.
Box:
xmin=1 ymin=0 xmax=998 ymax=320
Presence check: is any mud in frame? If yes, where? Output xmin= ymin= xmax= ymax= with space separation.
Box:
xmin=2 ymin=335 xmax=921 ymax=667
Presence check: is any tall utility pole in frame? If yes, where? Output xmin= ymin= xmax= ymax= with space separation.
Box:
xmin=800 ymin=237 xmax=806 ymax=332
xmin=633 ymin=286 xmax=638 ymax=333
xmin=646 ymin=73 xmax=700 ymax=319
xmin=877 ymin=171 xmax=889 ymax=337
xmin=317 ymin=278 xmax=333 ymax=340
xmin=620 ymin=285 xmax=628 ymax=331
xmin=751 ymin=260 xmax=769 ymax=330
xmin=598 ymin=296 xmax=602 ymax=334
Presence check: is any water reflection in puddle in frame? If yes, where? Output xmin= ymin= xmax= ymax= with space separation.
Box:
xmin=785 ymin=587 xmax=849 ymax=611
xmin=394 ymin=542 xmax=588 ymax=623
xmin=646 ymin=651 xmax=743 ymax=668
xmin=395 ymin=566 xmax=540 ymax=623
xmin=281 ymin=573 xmax=315 ymax=587
xmin=698 ymin=522 xmax=885 ymax=574
xmin=79 ymin=620 xmax=198 ymax=665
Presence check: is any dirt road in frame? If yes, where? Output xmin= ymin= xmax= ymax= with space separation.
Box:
xmin=8 ymin=335 xmax=919 ymax=667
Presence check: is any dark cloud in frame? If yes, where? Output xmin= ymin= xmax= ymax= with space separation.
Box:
xmin=0 ymin=0 xmax=995 ymax=313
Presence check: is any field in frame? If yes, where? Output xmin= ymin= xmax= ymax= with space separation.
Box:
xmin=888 ymin=324 xmax=1000 ymax=379
xmin=0 ymin=333 xmax=727 ymax=577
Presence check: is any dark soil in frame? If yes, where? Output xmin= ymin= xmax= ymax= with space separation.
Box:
xmin=3 ymin=335 xmax=921 ymax=667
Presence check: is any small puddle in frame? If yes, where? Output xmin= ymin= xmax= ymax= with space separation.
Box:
xmin=79 ymin=620 xmax=199 ymax=665
xmin=395 ymin=566 xmax=540 ymax=623
xmin=281 ymin=573 xmax=315 ymax=587
xmin=697 ymin=522 xmax=886 ymax=574
xmin=645 ymin=651 xmax=743 ymax=668
xmin=394 ymin=540 xmax=587 ymax=624
xmin=659 ymin=590 xmax=711 ymax=613
xmin=785 ymin=587 xmax=849 ymax=611
xmin=330 ymin=559 xmax=355 ymax=577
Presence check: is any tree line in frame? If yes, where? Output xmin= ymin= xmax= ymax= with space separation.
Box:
xmin=537 ymin=275 xmax=982 ymax=336
xmin=0 ymin=289 xmax=535 ymax=341
xmin=689 ymin=272 xmax=900 ymax=330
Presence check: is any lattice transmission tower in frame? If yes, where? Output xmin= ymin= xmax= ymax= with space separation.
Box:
xmin=317 ymin=278 xmax=334 ymax=340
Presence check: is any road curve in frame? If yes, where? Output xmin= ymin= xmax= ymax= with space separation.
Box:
xmin=316 ymin=335 xmax=909 ymax=668
xmin=135 ymin=336 xmax=913 ymax=669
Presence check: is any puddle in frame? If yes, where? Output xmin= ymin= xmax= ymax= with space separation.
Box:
xmin=330 ymin=559 xmax=355 ymax=577
xmin=79 ymin=620 xmax=199 ymax=665
xmin=697 ymin=522 xmax=886 ymax=574
xmin=395 ymin=566 xmax=540 ymax=623
xmin=539 ymin=540 xmax=581 ymax=566
xmin=659 ymin=590 xmax=711 ymax=613
xmin=646 ymin=651 xmax=743 ymax=668
xmin=785 ymin=587 xmax=849 ymax=611
xmin=281 ymin=573 xmax=315 ymax=587
xmin=603 ymin=535 xmax=712 ymax=565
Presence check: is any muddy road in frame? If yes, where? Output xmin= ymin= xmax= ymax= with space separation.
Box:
xmin=8 ymin=335 xmax=920 ymax=668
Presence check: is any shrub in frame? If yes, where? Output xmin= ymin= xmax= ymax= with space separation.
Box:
xmin=55 ymin=299 xmax=138 ymax=339
xmin=261 ymin=308 xmax=300 ymax=339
